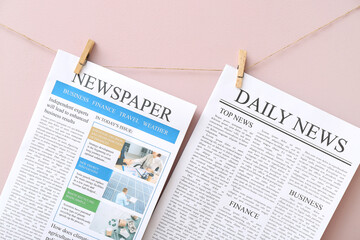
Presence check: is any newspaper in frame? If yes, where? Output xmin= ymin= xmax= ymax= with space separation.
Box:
xmin=144 ymin=65 xmax=360 ymax=240
xmin=0 ymin=50 xmax=196 ymax=240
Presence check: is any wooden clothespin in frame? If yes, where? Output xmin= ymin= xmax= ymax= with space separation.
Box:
xmin=236 ymin=49 xmax=247 ymax=88
xmin=74 ymin=39 xmax=95 ymax=74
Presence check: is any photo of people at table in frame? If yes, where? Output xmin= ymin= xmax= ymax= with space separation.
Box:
xmin=115 ymin=141 xmax=167 ymax=184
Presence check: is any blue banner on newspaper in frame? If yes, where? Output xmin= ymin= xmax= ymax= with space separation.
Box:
xmin=51 ymin=81 xmax=179 ymax=143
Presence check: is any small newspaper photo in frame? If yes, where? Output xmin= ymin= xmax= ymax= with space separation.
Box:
xmin=0 ymin=50 xmax=196 ymax=240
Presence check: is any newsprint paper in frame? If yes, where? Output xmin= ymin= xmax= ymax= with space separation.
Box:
xmin=144 ymin=65 xmax=360 ymax=240
xmin=0 ymin=50 xmax=196 ymax=240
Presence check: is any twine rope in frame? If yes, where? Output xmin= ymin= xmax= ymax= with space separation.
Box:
xmin=1 ymin=4 xmax=359 ymax=71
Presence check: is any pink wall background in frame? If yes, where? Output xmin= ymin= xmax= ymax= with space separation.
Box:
xmin=0 ymin=1 xmax=359 ymax=239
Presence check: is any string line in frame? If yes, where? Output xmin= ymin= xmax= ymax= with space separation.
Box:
xmin=1 ymin=4 xmax=359 ymax=72
xmin=0 ymin=23 xmax=57 ymax=54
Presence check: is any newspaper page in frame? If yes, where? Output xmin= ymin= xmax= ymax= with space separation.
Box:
xmin=144 ymin=65 xmax=360 ymax=240
xmin=0 ymin=50 xmax=196 ymax=240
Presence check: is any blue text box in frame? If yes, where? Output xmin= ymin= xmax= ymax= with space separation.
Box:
xmin=75 ymin=157 xmax=113 ymax=182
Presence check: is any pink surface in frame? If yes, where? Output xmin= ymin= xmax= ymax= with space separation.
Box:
xmin=0 ymin=1 xmax=359 ymax=239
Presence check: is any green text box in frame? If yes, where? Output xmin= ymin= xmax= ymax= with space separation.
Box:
xmin=62 ymin=188 xmax=100 ymax=212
